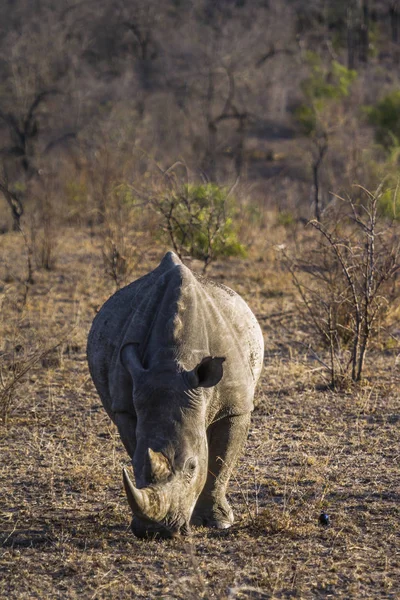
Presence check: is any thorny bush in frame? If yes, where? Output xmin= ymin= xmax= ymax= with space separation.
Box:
xmin=284 ymin=185 xmax=400 ymax=388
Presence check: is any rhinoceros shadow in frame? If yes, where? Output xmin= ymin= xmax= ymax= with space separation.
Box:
xmin=0 ymin=509 xmax=128 ymax=550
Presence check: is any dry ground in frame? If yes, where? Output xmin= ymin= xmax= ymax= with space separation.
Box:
xmin=0 ymin=226 xmax=399 ymax=599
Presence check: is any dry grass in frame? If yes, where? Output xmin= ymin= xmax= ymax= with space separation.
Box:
xmin=0 ymin=226 xmax=399 ymax=599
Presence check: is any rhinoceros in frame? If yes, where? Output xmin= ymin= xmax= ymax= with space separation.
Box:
xmin=87 ymin=251 xmax=264 ymax=538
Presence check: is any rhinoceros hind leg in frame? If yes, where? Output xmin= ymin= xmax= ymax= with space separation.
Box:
xmin=191 ymin=413 xmax=251 ymax=529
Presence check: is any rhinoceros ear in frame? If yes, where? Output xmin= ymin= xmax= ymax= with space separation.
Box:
xmin=188 ymin=356 xmax=225 ymax=389
xmin=120 ymin=343 xmax=144 ymax=379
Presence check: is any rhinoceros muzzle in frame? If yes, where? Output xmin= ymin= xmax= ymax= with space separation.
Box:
xmin=123 ymin=467 xmax=189 ymax=538
xmin=123 ymin=467 xmax=170 ymax=521
xmin=130 ymin=514 xmax=190 ymax=539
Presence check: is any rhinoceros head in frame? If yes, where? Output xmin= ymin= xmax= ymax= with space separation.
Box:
xmin=121 ymin=344 xmax=225 ymax=538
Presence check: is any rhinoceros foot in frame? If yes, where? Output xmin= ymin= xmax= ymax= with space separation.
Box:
xmin=191 ymin=498 xmax=234 ymax=529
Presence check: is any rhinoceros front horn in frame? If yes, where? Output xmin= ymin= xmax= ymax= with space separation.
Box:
xmin=122 ymin=468 xmax=169 ymax=522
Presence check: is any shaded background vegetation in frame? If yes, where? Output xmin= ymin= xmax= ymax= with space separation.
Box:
xmin=1 ymin=0 xmax=400 ymax=230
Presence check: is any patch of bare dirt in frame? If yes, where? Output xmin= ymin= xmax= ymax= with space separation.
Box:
xmin=1 ymin=228 xmax=399 ymax=599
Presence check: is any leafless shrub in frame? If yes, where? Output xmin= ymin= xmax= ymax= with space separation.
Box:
xmin=284 ymin=185 xmax=400 ymax=387
xmin=0 ymin=338 xmax=64 ymax=424
xmin=99 ymin=185 xmax=141 ymax=290
xmin=101 ymin=234 xmax=130 ymax=290
xmin=0 ymin=229 xmax=35 ymax=312
xmin=32 ymin=219 xmax=58 ymax=271
xmin=29 ymin=192 xmax=59 ymax=271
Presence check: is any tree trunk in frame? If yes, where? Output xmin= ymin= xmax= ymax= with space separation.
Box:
xmin=234 ymin=114 xmax=247 ymax=179
xmin=347 ymin=6 xmax=356 ymax=70
xmin=390 ymin=2 xmax=400 ymax=44
xmin=205 ymin=121 xmax=217 ymax=181
xmin=203 ymin=69 xmax=218 ymax=181
xmin=312 ymin=140 xmax=327 ymax=221
xmin=359 ymin=0 xmax=369 ymax=64
xmin=0 ymin=182 xmax=23 ymax=231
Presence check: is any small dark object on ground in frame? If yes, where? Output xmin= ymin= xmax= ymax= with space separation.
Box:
xmin=319 ymin=511 xmax=330 ymax=527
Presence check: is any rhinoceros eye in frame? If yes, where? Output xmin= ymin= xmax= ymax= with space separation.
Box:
xmin=184 ymin=457 xmax=197 ymax=477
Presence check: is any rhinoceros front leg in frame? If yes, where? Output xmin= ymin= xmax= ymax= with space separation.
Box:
xmin=192 ymin=412 xmax=251 ymax=529
xmin=114 ymin=412 xmax=137 ymax=459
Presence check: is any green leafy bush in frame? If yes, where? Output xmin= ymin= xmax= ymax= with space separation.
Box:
xmin=276 ymin=210 xmax=295 ymax=227
xmin=296 ymin=54 xmax=357 ymax=136
xmin=153 ymin=183 xmax=246 ymax=271
xmin=376 ymin=184 xmax=400 ymax=220
xmin=365 ymin=90 xmax=400 ymax=151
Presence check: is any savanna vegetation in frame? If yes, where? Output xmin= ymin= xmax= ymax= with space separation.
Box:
xmin=1 ymin=1 xmax=399 ymax=598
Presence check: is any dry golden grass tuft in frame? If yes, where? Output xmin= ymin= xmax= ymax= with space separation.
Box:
xmin=0 ymin=225 xmax=399 ymax=599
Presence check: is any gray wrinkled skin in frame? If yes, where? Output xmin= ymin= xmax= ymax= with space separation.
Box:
xmin=87 ymin=252 xmax=264 ymax=538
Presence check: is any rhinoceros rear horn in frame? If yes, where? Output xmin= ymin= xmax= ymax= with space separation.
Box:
xmin=148 ymin=448 xmax=172 ymax=481
xmin=188 ymin=356 xmax=225 ymax=389
xmin=122 ymin=468 xmax=169 ymax=522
